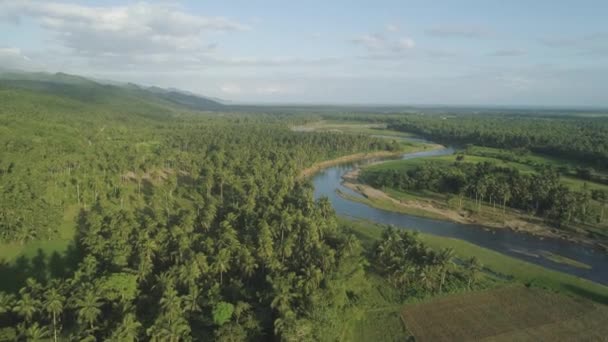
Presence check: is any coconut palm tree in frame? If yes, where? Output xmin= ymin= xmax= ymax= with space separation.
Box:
xmin=214 ymin=248 xmax=231 ymax=285
xmin=437 ymin=248 xmax=455 ymax=293
xmin=466 ymin=257 xmax=482 ymax=289
xmin=0 ymin=292 xmax=15 ymax=315
xmin=109 ymin=313 xmax=142 ymax=342
xmin=75 ymin=289 xmax=102 ymax=331
xmin=25 ymin=322 xmax=50 ymax=342
xmin=44 ymin=287 xmax=65 ymax=342
xmin=13 ymin=293 xmax=40 ymax=323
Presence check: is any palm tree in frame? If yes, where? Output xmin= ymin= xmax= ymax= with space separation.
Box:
xmin=0 ymin=292 xmax=15 ymax=315
xmin=417 ymin=267 xmax=435 ymax=292
xmin=44 ymin=287 xmax=65 ymax=342
xmin=75 ymin=289 xmax=102 ymax=330
xmin=110 ymin=313 xmax=142 ymax=342
xmin=233 ymin=301 xmax=251 ymax=325
xmin=183 ymin=285 xmax=202 ymax=314
xmin=25 ymin=322 xmax=50 ymax=342
xmin=148 ymin=315 xmax=190 ymax=342
xmin=159 ymin=285 xmax=182 ymax=324
xmin=13 ymin=293 xmax=40 ymax=323
xmin=437 ymin=248 xmax=455 ymax=294
xmin=214 ymin=249 xmax=231 ymax=285
xmin=466 ymin=257 xmax=482 ymax=289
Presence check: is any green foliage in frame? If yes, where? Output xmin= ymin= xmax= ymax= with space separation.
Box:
xmin=363 ymin=160 xmax=597 ymax=226
xmin=212 ymin=302 xmax=234 ymax=326
xmin=387 ymin=113 xmax=608 ymax=169
xmin=0 ymin=78 xmax=395 ymax=340
xmin=97 ymin=273 xmax=138 ymax=302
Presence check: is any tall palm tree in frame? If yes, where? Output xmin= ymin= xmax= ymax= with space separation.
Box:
xmin=13 ymin=293 xmax=40 ymax=323
xmin=44 ymin=287 xmax=65 ymax=342
xmin=437 ymin=248 xmax=455 ymax=294
xmin=466 ymin=257 xmax=482 ymax=289
xmin=75 ymin=289 xmax=102 ymax=331
xmin=159 ymin=285 xmax=182 ymax=324
xmin=214 ymin=249 xmax=231 ymax=285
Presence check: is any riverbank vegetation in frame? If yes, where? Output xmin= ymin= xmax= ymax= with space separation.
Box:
xmin=357 ymin=149 xmax=608 ymax=247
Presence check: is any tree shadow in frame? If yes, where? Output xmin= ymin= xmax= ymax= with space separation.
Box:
xmin=562 ymin=284 xmax=608 ymax=305
xmin=0 ymin=242 xmax=83 ymax=293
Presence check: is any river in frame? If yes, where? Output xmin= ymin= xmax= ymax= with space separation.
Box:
xmin=312 ymin=145 xmax=608 ymax=285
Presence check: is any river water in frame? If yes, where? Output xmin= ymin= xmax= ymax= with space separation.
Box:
xmin=312 ymin=146 xmax=608 ymax=285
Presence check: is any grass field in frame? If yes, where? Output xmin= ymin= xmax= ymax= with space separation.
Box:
xmin=293 ymin=120 xmax=420 ymax=139
xmin=341 ymin=218 xmax=608 ymax=341
xmin=0 ymin=204 xmax=79 ymax=262
xmin=401 ymin=286 xmax=608 ymax=341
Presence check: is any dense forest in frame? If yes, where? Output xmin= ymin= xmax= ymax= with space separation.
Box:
xmin=0 ymin=78 xmax=408 ymax=340
xmin=386 ymin=114 xmax=608 ymax=169
xmin=361 ymin=160 xmax=607 ymax=226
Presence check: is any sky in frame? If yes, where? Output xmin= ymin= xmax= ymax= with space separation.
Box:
xmin=0 ymin=0 xmax=607 ymax=106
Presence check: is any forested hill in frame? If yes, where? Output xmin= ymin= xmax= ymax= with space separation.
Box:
xmin=0 ymin=78 xmax=401 ymax=340
xmin=0 ymin=71 xmax=225 ymax=115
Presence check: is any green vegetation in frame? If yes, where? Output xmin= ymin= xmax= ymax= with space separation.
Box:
xmin=358 ymin=146 xmax=608 ymax=245
xmin=2 ymin=72 xmax=608 ymax=341
xmin=0 ymin=74 xmax=402 ymax=341
xmin=540 ymin=251 xmax=591 ymax=270
xmin=402 ymin=286 xmax=608 ymax=341
xmin=387 ymin=113 xmax=608 ymax=169
xmin=340 ymin=219 xmax=608 ymax=340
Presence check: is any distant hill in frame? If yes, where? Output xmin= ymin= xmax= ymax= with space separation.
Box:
xmin=0 ymin=70 xmax=225 ymax=115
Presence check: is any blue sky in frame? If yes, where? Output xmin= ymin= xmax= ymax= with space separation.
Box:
xmin=0 ymin=0 xmax=607 ymax=106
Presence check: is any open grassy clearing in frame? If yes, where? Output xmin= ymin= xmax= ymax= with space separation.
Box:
xmin=293 ymin=120 xmax=420 ymax=138
xmin=0 ymin=204 xmax=79 ymax=262
xmin=466 ymin=145 xmax=608 ymax=177
xmin=401 ymin=286 xmax=608 ymax=342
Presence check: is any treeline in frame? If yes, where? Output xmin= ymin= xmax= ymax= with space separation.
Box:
xmin=373 ymin=227 xmax=482 ymax=295
xmin=386 ymin=114 xmax=608 ymax=169
xmin=362 ymin=161 xmax=607 ymax=225
xmin=0 ymin=87 xmax=397 ymax=244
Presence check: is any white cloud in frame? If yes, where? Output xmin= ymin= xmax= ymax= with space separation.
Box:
xmin=1 ymin=1 xmax=248 ymax=57
xmin=256 ymin=85 xmax=287 ymax=95
xmin=385 ymin=24 xmax=399 ymax=32
xmin=0 ymin=47 xmax=32 ymax=68
xmin=352 ymin=32 xmax=415 ymax=53
xmin=396 ymin=38 xmax=415 ymax=49
xmin=220 ymin=84 xmax=242 ymax=94
xmin=352 ymin=33 xmax=386 ymax=50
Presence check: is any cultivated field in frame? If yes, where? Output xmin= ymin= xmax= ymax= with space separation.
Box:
xmin=401 ymin=286 xmax=608 ymax=341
